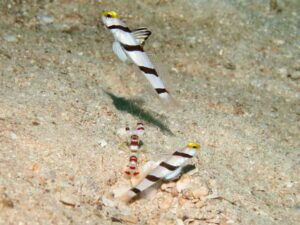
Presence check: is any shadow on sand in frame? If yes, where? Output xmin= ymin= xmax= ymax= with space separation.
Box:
xmin=104 ymin=91 xmax=173 ymax=135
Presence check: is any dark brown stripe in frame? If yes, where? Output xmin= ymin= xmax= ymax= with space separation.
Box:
xmin=121 ymin=43 xmax=144 ymax=52
xmin=159 ymin=161 xmax=179 ymax=171
xmin=130 ymin=188 xmax=141 ymax=194
xmin=107 ymin=25 xmax=131 ymax=33
xmin=173 ymin=151 xmax=193 ymax=158
xmin=139 ymin=66 xmax=159 ymax=77
xmin=155 ymin=88 xmax=168 ymax=94
xmin=131 ymin=135 xmax=138 ymax=139
xmin=129 ymin=156 xmax=137 ymax=161
xmin=133 ymin=27 xmax=148 ymax=31
xmin=145 ymin=174 xmax=161 ymax=182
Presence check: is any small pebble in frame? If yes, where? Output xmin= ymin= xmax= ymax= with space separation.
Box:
xmin=53 ymin=24 xmax=80 ymax=33
xmin=273 ymin=39 xmax=285 ymax=46
xmin=38 ymin=15 xmax=55 ymax=24
xmin=176 ymin=175 xmax=191 ymax=192
xmin=187 ymin=36 xmax=196 ymax=45
xmin=289 ymin=71 xmax=300 ymax=80
xmin=286 ymin=181 xmax=294 ymax=188
xmin=158 ymin=196 xmax=173 ymax=210
xmin=161 ymin=182 xmax=176 ymax=191
xmin=195 ymin=201 xmax=205 ymax=208
xmin=120 ymin=215 xmax=138 ymax=224
xmin=278 ymin=67 xmax=289 ymax=78
xmin=60 ymin=193 xmax=78 ymax=207
xmin=2 ymin=34 xmax=18 ymax=43
xmin=182 ymin=189 xmax=194 ymax=200
xmin=224 ymin=62 xmax=236 ymax=70
xmin=118 ymin=204 xmax=132 ymax=216
xmin=98 ymin=139 xmax=107 ymax=147
xmin=176 ymin=219 xmax=185 ymax=225
xmin=191 ymin=185 xmax=209 ymax=199
xmin=112 ymin=185 xmax=130 ymax=198
xmin=10 ymin=132 xmax=17 ymax=140
xmin=182 ymin=207 xmax=200 ymax=219
xmin=101 ymin=196 xmax=116 ymax=208
xmin=31 ymin=163 xmax=40 ymax=172
xmin=0 ymin=194 xmax=14 ymax=209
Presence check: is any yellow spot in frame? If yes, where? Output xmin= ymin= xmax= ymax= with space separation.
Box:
xmin=187 ymin=142 xmax=200 ymax=149
xmin=101 ymin=11 xmax=118 ymax=18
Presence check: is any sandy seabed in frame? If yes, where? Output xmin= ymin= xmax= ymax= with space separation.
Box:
xmin=0 ymin=0 xmax=299 ymax=224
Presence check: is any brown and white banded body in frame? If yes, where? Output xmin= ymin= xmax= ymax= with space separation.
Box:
xmin=124 ymin=155 xmax=140 ymax=177
xmin=136 ymin=122 xmax=145 ymax=134
xmin=126 ymin=122 xmax=145 ymax=151
xmin=129 ymin=134 xmax=139 ymax=151
xmin=124 ymin=122 xmax=145 ymax=177
xmin=119 ymin=143 xmax=200 ymax=203
xmin=101 ymin=11 xmax=170 ymax=100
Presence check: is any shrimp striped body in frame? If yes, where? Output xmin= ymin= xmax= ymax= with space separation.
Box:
xmin=120 ymin=142 xmax=200 ymax=203
xmin=124 ymin=155 xmax=140 ymax=177
xmin=101 ymin=11 xmax=170 ymax=100
xmin=129 ymin=134 xmax=139 ymax=151
xmin=125 ymin=122 xmax=145 ymax=143
xmin=136 ymin=122 xmax=145 ymax=133
xmin=124 ymin=122 xmax=145 ymax=177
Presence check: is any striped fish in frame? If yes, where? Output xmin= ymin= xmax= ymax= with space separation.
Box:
xmin=101 ymin=11 xmax=170 ymax=100
xmin=119 ymin=142 xmax=200 ymax=203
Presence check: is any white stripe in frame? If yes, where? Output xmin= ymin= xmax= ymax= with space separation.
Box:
xmin=164 ymin=167 xmax=183 ymax=181
xmin=144 ymin=73 xmax=166 ymax=89
xmin=113 ymin=41 xmax=129 ymax=62
xmin=125 ymin=51 xmax=154 ymax=69
xmin=115 ymin=30 xmax=139 ymax=46
xmin=134 ymin=178 xmax=156 ymax=192
xmin=130 ymin=145 xmax=139 ymax=151
xmin=167 ymin=148 xmax=196 ymax=165
xmin=148 ymin=166 xmax=172 ymax=178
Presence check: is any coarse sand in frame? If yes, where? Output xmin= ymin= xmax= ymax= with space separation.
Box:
xmin=0 ymin=0 xmax=299 ymax=224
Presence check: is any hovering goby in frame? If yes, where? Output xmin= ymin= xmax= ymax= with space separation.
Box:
xmin=119 ymin=142 xmax=200 ymax=203
xmin=101 ymin=11 xmax=170 ymax=100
